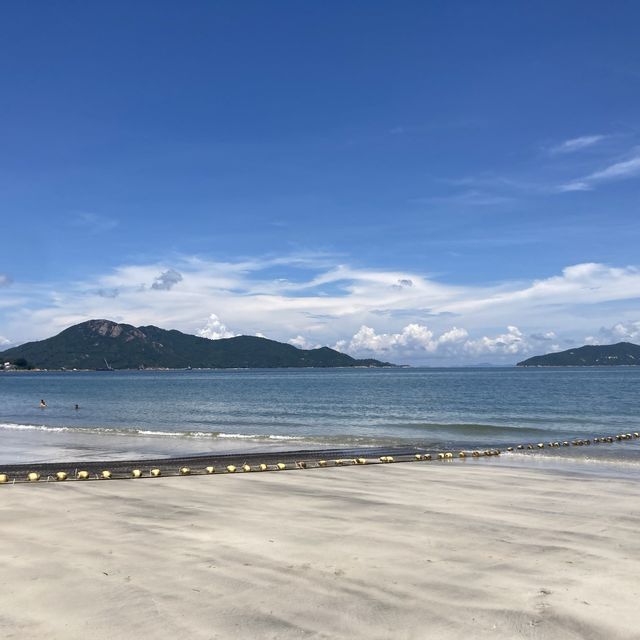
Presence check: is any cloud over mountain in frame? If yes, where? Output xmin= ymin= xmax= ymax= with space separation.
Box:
xmin=3 ymin=253 xmax=639 ymax=364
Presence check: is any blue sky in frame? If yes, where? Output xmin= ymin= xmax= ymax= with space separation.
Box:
xmin=1 ymin=1 xmax=640 ymax=364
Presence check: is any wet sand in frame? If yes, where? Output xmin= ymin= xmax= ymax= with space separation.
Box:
xmin=1 ymin=458 xmax=639 ymax=639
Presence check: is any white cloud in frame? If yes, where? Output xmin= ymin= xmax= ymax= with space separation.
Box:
xmin=341 ymin=323 xmax=564 ymax=363
xmin=549 ymin=135 xmax=605 ymax=154
xmin=196 ymin=314 xmax=236 ymax=340
xmin=0 ymin=274 xmax=11 ymax=287
xmin=560 ymin=154 xmax=640 ymax=191
xmin=346 ymin=323 xmax=478 ymax=355
xmin=288 ymin=335 xmax=321 ymax=350
xmin=0 ymin=335 xmax=11 ymax=347
xmin=585 ymin=321 xmax=640 ymax=345
xmin=463 ymin=326 xmax=527 ymax=355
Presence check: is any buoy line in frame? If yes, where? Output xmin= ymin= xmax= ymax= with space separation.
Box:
xmin=0 ymin=432 xmax=638 ymax=485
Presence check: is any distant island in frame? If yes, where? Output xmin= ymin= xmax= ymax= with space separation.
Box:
xmin=517 ymin=341 xmax=640 ymax=367
xmin=0 ymin=319 xmax=392 ymax=370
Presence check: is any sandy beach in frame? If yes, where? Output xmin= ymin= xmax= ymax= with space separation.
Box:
xmin=1 ymin=458 xmax=639 ymax=640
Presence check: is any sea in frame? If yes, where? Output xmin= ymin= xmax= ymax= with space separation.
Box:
xmin=1 ymin=367 xmax=639 ymax=465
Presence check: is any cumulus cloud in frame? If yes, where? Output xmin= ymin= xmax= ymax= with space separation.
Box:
xmin=288 ymin=335 xmax=321 ymax=350
xmin=196 ymin=313 xmax=236 ymax=340
xmin=549 ymin=135 xmax=605 ymax=155
xmin=560 ymin=154 xmax=640 ymax=192
xmin=585 ymin=321 xmax=640 ymax=345
xmin=339 ymin=323 xmax=570 ymax=363
xmin=463 ymin=326 xmax=527 ymax=355
xmin=151 ymin=269 xmax=183 ymax=291
xmin=0 ymin=274 xmax=12 ymax=287
xmin=342 ymin=323 xmax=470 ymax=356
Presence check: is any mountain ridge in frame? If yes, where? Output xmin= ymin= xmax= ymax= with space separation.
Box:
xmin=516 ymin=342 xmax=640 ymax=367
xmin=0 ymin=319 xmax=393 ymax=370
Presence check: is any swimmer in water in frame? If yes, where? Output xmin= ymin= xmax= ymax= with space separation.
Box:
xmin=39 ymin=399 xmax=47 ymax=408
xmin=75 ymin=404 xmax=79 ymax=410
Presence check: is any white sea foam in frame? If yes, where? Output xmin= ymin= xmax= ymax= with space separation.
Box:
xmin=0 ymin=422 xmax=70 ymax=433
xmin=0 ymin=422 xmax=304 ymax=443
xmin=217 ymin=432 xmax=299 ymax=441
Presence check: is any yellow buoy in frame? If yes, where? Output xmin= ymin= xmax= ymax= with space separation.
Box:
xmin=297 ymin=461 xmax=307 ymax=469
xmin=28 ymin=472 xmax=40 ymax=482
xmin=101 ymin=470 xmax=112 ymax=479
xmin=437 ymin=453 xmax=445 ymax=459
xmin=537 ymin=443 xmax=544 ymax=448
xmin=226 ymin=465 xmax=237 ymax=473
xmin=277 ymin=463 xmax=286 ymax=470
xmin=415 ymin=454 xmax=423 ymax=460
xmin=357 ymin=458 xmax=367 ymax=464
xmin=55 ymin=471 xmax=67 ymax=481
xmin=458 ymin=451 xmax=466 ymax=458
xmin=205 ymin=466 xmax=215 ymax=474
xmin=150 ymin=468 xmax=161 ymax=477
xmin=77 ymin=470 xmax=89 ymax=480
xmin=423 ymin=453 xmax=432 ymax=461
xmin=259 ymin=463 xmax=267 ymax=471
xmin=378 ymin=456 xmax=387 ymax=462
xmin=131 ymin=469 xmax=142 ymax=478
xmin=318 ymin=460 xmax=327 ymax=467
xmin=507 ymin=447 xmax=513 ymax=451
xmin=335 ymin=459 xmax=345 ymax=465
xmin=179 ymin=467 xmax=191 ymax=475
xmin=0 ymin=473 xmax=9 ymax=483
xmin=444 ymin=452 xmax=453 ymax=459
xmin=242 ymin=464 xmax=251 ymax=472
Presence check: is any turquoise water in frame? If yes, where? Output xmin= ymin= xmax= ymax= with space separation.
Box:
xmin=1 ymin=367 xmax=639 ymax=462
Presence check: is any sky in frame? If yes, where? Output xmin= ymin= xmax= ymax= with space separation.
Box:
xmin=1 ymin=0 xmax=640 ymax=365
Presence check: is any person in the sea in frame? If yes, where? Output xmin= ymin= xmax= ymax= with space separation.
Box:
xmin=39 ymin=399 xmax=47 ymax=408
xmin=74 ymin=404 xmax=79 ymax=410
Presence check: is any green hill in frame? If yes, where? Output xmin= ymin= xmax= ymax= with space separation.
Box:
xmin=517 ymin=342 xmax=640 ymax=367
xmin=0 ymin=319 xmax=392 ymax=370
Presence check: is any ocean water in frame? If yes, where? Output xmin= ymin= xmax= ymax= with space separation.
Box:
xmin=1 ymin=367 xmax=639 ymax=463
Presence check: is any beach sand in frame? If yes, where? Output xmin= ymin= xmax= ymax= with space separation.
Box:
xmin=1 ymin=458 xmax=639 ymax=639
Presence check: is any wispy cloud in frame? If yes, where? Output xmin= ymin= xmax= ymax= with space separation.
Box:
xmin=560 ymin=154 xmax=640 ymax=192
xmin=413 ymin=190 xmax=513 ymax=207
xmin=0 ymin=274 xmax=12 ymax=287
xmin=69 ymin=212 xmax=118 ymax=234
xmin=549 ymin=135 xmax=605 ymax=155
